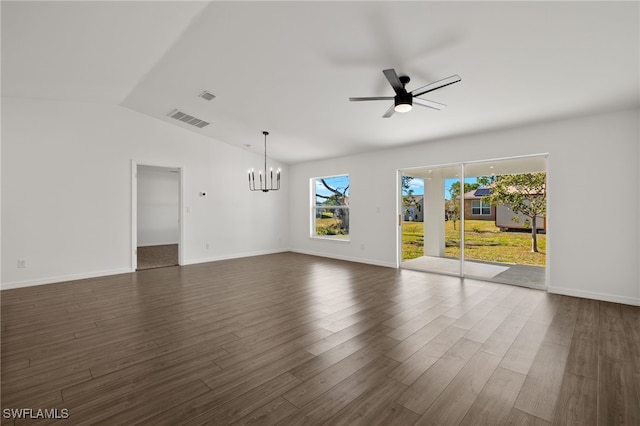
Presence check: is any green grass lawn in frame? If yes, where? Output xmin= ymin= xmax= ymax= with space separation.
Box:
xmin=315 ymin=215 xmax=349 ymax=238
xmin=402 ymin=222 xmax=425 ymax=260
xmin=403 ymin=219 xmax=546 ymax=266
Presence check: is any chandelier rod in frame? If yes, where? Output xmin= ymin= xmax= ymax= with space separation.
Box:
xmin=263 ymin=131 xmax=268 ymax=184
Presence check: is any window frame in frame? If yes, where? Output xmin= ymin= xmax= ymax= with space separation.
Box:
xmin=471 ymin=199 xmax=491 ymax=216
xmin=310 ymin=174 xmax=350 ymax=241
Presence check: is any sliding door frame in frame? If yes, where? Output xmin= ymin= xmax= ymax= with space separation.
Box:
xmin=398 ymin=153 xmax=549 ymax=289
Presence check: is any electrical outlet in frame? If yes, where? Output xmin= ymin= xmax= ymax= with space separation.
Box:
xmin=17 ymin=259 xmax=27 ymax=269
xmin=205 ymin=242 xmax=210 ymax=249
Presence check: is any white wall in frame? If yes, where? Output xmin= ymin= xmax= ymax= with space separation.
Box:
xmin=1 ymin=98 xmax=289 ymax=289
xmin=2 ymin=98 xmax=638 ymax=306
xmin=137 ymin=165 xmax=180 ymax=246
xmin=289 ymin=108 xmax=640 ymax=306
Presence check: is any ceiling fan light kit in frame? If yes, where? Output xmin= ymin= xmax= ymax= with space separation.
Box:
xmin=394 ymin=96 xmax=413 ymax=113
xmin=349 ymin=68 xmax=461 ymax=118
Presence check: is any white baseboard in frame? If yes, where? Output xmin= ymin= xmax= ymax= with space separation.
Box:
xmin=5 ymin=254 xmax=636 ymax=308
xmin=1 ymin=249 xmax=290 ymax=291
xmin=1 ymin=268 xmax=132 ymax=291
xmin=289 ymin=249 xmax=397 ymax=269
xmin=548 ymin=286 xmax=640 ymax=306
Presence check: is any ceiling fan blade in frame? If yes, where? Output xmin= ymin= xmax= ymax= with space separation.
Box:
xmin=411 ymin=75 xmax=461 ymax=97
xmin=383 ymin=69 xmax=404 ymax=94
xmin=349 ymin=96 xmax=394 ymax=102
xmin=413 ymin=98 xmax=446 ymax=110
xmin=382 ymin=103 xmax=396 ymax=118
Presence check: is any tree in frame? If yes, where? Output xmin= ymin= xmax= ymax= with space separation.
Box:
xmin=401 ymin=176 xmax=414 ymax=194
xmin=317 ymin=178 xmax=349 ymax=233
xmin=447 ymin=181 xmax=481 ymax=230
xmin=476 ymin=175 xmax=497 ymax=187
xmin=484 ymin=173 xmax=546 ymax=252
xmin=445 ymin=198 xmax=459 ymax=229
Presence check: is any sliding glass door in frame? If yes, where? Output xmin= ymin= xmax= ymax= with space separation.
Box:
xmin=401 ymin=165 xmax=461 ymax=276
xmin=463 ymin=157 xmax=547 ymax=288
xmin=400 ymin=155 xmax=547 ymax=289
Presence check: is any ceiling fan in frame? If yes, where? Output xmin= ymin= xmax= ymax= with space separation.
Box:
xmin=349 ymin=69 xmax=461 ymax=118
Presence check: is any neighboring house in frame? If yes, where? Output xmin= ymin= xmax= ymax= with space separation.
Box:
xmin=402 ymin=195 xmax=423 ymax=221
xmin=464 ymin=187 xmax=546 ymax=231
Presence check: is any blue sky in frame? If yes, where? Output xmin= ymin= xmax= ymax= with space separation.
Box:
xmin=404 ymin=177 xmax=479 ymax=199
xmin=315 ymin=175 xmax=350 ymax=202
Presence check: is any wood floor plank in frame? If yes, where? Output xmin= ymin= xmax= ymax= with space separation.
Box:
xmin=387 ymin=325 xmax=467 ymax=386
xmin=61 ymin=357 xmax=220 ymax=416
xmin=459 ymin=366 xmax=527 ymax=426
xmin=229 ymin=397 xmax=298 ymax=426
xmin=382 ymin=295 xmax=445 ymax=328
xmin=355 ymin=402 xmax=421 ymax=426
xmin=551 ymin=371 xmax=597 ymax=425
xmin=385 ymin=304 xmax=451 ymax=341
xmin=448 ymin=287 xmax=512 ymax=330
xmin=620 ymin=304 xmax=640 ymax=374
xmin=598 ymin=355 xmax=640 ymax=425
xmin=599 ymin=301 xmax=632 ymax=361
xmin=384 ymin=315 xmax=456 ymax=363
xmin=395 ymin=338 xmax=482 ymax=414
xmin=564 ymin=298 xmax=599 ymax=379
xmin=283 ymin=334 xmax=399 ymax=408
xmin=278 ymin=354 xmax=400 ymax=425
xmin=513 ymin=341 xmax=571 ymax=422
xmin=201 ymin=348 xmax=315 ymax=402
xmin=542 ymin=295 xmax=578 ymax=346
xmin=507 ymin=408 xmax=551 ymax=425
xmin=415 ymin=350 xmax=501 ymax=425
xmin=61 ymin=361 xmax=216 ymax=425
xmin=499 ymin=318 xmax=551 ymax=375
xmin=439 ymin=284 xmax=501 ymax=318
xmin=1 ymin=252 xmax=638 ymax=425
xmin=527 ymin=294 xmax=560 ymax=325
xmin=303 ymin=315 xmax=391 ymax=356
xmin=322 ymin=376 xmax=408 ymax=426
xmin=290 ymin=324 xmax=390 ymax=381
xmin=1 ymin=368 xmax=90 ymax=408
xmin=215 ymin=327 xmax=332 ymax=369
xmin=464 ymin=305 xmax=514 ymax=344
xmin=480 ymin=312 xmax=530 ymax=358
xmin=80 ymin=379 xmax=211 ymax=425
xmin=184 ymin=373 xmax=302 ymax=426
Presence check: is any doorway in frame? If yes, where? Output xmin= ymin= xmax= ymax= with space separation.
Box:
xmin=399 ymin=155 xmax=548 ymax=289
xmin=132 ymin=163 xmax=183 ymax=271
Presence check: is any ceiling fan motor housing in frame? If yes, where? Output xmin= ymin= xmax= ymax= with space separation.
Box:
xmin=395 ymin=92 xmax=413 ymax=110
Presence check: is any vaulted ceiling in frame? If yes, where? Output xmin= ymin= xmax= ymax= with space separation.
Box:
xmin=2 ymin=1 xmax=638 ymax=164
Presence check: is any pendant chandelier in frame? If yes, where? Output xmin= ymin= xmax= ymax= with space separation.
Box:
xmin=248 ymin=131 xmax=281 ymax=192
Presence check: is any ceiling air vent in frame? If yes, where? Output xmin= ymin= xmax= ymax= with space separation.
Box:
xmin=167 ymin=109 xmax=210 ymax=128
xmin=199 ymin=91 xmax=216 ymax=101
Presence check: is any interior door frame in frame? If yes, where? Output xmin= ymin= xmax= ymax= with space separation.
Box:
xmin=130 ymin=160 xmax=185 ymax=271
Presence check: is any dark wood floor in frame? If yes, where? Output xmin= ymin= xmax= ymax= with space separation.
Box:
xmin=137 ymin=244 xmax=179 ymax=271
xmin=1 ymin=252 xmax=638 ymax=425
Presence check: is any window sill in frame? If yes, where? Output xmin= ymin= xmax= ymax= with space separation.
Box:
xmin=310 ymin=236 xmax=351 ymax=243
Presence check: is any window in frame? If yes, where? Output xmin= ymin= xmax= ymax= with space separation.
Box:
xmin=312 ymin=175 xmax=349 ymax=239
xmin=471 ymin=199 xmax=491 ymax=215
